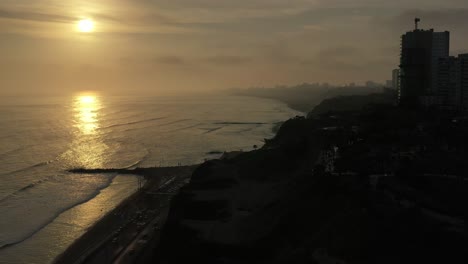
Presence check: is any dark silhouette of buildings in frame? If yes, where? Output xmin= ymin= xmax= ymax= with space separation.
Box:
xmin=437 ymin=54 xmax=468 ymax=111
xmin=392 ymin=69 xmax=400 ymax=90
xmin=459 ymin=54 xmax=468 ymax=111
xmin=398 ymin=18 xmax=468 ymax=111
xmin=436 ymin=56 xmax=458 ymax=108
xmin=398 ymin=18 xmax=450 ymax=107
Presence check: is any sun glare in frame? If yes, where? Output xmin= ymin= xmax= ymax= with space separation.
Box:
xmin=77 ymin=19 xmax=94 ymax=32
xmin=80 ymin=95 xmax=96 ymax=104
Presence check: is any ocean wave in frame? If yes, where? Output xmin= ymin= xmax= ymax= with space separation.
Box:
xmin=0 ymin=134 xmax=14 ymax=142
xmin=158 ymin=119 xmax=191 ymax=127
xmin=122 ymin=119 xmax=195 ymax=133
xmin=0 ymin=95 xmax=301 ymax=260
xmin=0 ymin=174 xmax=116 ymax=250
xmin=237 ymin=127 xmax=256 ymax=133
xmin=213 ymin=122 xmax=268 ymax=125
xmin=101 ymin=116 xmax=169 ymax=129
xmin=202 ymin=127 xmax=224 ymax=134
xmin=165 ymin=123 xmax=203 ymax=133
xmin=122 ymin=151 xmax=150 ymax=169
xmin=13 ymin=104 xmax=63 ymax=109
xmin=101 ymin=113 xmax=145 ymax=125
xmin=0 ymin=159 xmax=54 ymax=177
xmin=122 ymin=125 xmax=155 ymax=133
xmin=0 ymin=145 xmax=30 ymax=159
xmin=0 ymin=147 xmax=134 ymax=205
xmin=0 ymin=182 xmax=46 ymax=204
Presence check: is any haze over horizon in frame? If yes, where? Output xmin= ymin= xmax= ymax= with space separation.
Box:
xmin=1 ymin=0 xmax=468 ymax=96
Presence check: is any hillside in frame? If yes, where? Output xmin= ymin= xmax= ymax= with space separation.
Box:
xmin=150 ymin=92 xmax=468 ymax=264
xmin=229 ymin=84 xmax=385 ymax=113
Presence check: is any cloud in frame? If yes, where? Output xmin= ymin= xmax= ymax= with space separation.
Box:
xmin=204 ymin=55 xmax=253 ymax=66
xmin=155 ymin=56 xmax=186 ymax=65
xmin=369 ymin=8 xmax=468 ymax=56
xmin=120 ymin=54 xmax=252 ymax=67
xmin=0 ymin=8 xmax=124 ymax=28
xmin=128 ymin=0 xmax=315 ymax=10
xmin=318 ymin=46 xmax=360 ymax=57
xmin=3 ymin=0 xmax=468 ymax=95
xmin=0 ymin=8 xmax=76 ymax=23
xmin=372 ymin=8 xmax=468 ymax=32
xmin=119 ymin=55 xmax=186 ymax=65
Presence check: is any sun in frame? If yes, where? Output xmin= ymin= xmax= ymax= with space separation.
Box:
xmin=77 ymin=19 xmax=94 ymax=32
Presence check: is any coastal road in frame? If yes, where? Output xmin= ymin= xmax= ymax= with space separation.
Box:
xmin=84 ymin=179 xmax=185 ymax=264
xmin=113 ymin=180 xmax=189 ymax=264
xmin=53 ymin=166 xmax=197 ymax=264
xmin=113 ymin=207 xmax=170 ymax=264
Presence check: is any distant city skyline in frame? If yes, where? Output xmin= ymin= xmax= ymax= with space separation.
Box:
xmin=1 ymin=0 xmax=468 ymax=95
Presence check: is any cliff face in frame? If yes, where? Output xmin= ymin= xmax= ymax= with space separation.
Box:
xmin=229 ymin=84 xmax=384 ymax=113
xmin=154 ymin=93 xmax=468 ymax=264
xmin=155 ymin=124 xmax=367 ymax=264
xmin=307 ymin=89 xmax=396 ymax=118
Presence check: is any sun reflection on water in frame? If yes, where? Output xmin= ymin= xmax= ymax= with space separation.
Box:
xmin=67 ymin=94 xmax=108 ymax=168
xmin=74 ymin=95 xmax=101 ymax=135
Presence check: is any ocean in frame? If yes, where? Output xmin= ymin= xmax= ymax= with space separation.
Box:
xmin=0 ymin=94 xmax=301 ymax=263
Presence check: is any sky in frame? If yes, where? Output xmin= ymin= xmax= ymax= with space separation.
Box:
xmin=1 ymin=0 xmax=468 ymax=96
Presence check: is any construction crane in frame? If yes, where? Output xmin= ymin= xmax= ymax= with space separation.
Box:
xmin=415 ymin=18 xmax=421 ymax=30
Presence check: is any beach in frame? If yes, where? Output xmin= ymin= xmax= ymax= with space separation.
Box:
xmin=53 ymin=165 xmax=198 ymax=264
xmin=0 ymin=95 xmax=301 ymax=263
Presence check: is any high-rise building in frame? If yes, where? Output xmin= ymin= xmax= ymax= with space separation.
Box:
xmin=456 ymin=54 xmax=468 ymax=111
xmin=398 ymin=19 xmax=450 ymax=107
xmin=386 ymin=80 xmax=393 ymax=88
xmin=436 ymin=56 xmax=458 ymax=109
xmin=392 ymin=69 xmax=400 ymax=90
xmin=435 ymin=54 xmax=468 ymax=111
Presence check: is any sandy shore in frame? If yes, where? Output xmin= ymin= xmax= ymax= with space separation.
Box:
xmin=53 ymin=165 xmax=198 ymax=264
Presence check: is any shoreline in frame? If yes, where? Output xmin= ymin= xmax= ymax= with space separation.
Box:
xmin=53 ymin=98 xmax=300 ymax=264
xmin=53 ymin=165 xmax=198 ymax=264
